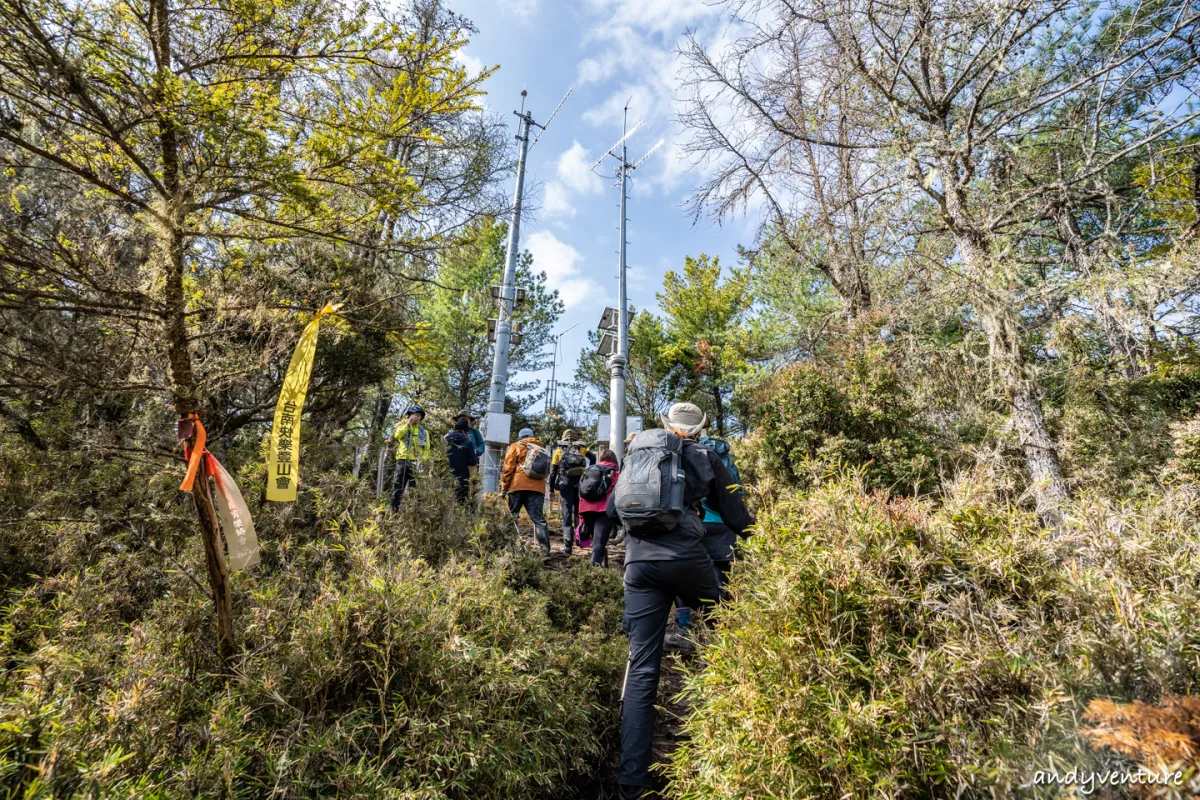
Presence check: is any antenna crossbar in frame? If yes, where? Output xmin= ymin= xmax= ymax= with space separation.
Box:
xmin=588 ymin=119 xmax=645 ymax=172
xmin=530 ymin=88 xmax=573 ymax=148
xmin=631 ymin=138 xmax=665 ymax=170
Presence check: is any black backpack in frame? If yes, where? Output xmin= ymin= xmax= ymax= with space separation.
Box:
xmin=561 ymin=446 xmax=588 ymax=478
xmin=578 ymin=463 xmax=615 ymax=501
xmin=613 ymin=429 xmax=687 ymax=536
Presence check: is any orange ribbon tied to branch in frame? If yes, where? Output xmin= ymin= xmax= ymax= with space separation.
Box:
xmin=178 ymin=412 xmax=207 ymax=492
xmin=177 ymin=412 xmax=260 ymax=571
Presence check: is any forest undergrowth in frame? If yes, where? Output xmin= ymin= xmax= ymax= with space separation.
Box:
xmin=0 ymin=467 xmax=626 ymax=799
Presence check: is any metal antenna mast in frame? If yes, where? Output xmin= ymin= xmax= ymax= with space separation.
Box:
xmin=546 ymin=322 xmax=579 ymax=414
xmin=483 ymin=88 xmax=571 ymax=493
xmin=590 ymin=101 xmax=664 ymax=462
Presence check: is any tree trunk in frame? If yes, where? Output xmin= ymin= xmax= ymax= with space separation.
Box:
xmin=842 ymin=270 xmax=872 ymax=321
xmin=938 ymin=151 xmax=1070 ymax=528
xmin=150 ymin=0 xmax=234 ymax=661
xmin=981 ymin=305 xmax=1070 ymax=528
xmin=363 ymin=386 xmax=392 ymax=481
xmin=193 ymin=470 xmax=234 ymax=659
xmin=712 ymin=383 xmax=726 ymax=437
xmin=458 ymin=370 xmax=471 ymax=409
xmin=0 ymin=400 xmax=46 ymax=450
xmin=376 ymin=438 xmax=395 ymax=499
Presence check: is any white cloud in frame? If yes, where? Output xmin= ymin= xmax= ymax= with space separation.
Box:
xmin=526 ymin=230 xmax=601 ymax=310
xmin=573 ymin=2 xmax=749 ymax=198
xmin=576 ymin=25 xmax=642 ymax=85
xmin=582 ymin=83 xmax=661 ymax=129
xmin=556 ymin=141 xmax=603 ymax=194
xmin=627 ymin=264 xmax=652 ymax=288
xmin=501 ymin=0 xmax=538 ymax=17
xmin=542 ymin=181 xmax=576 ymax=219
xmin=584 ymin=0 xmax=718 ymax=38
xmin=454 ymin=49 xmax=484 ymax=77
xmin=538 ymin=141 xmax=603 ymax=222
xmin=577 ymin=56 xmax=614 ymax=85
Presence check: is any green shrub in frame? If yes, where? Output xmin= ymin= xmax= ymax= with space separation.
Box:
xmin=743 ymin=347 xmax=938 ymax=494
xmin=667 ymin=477 xmax=1200 ymax=799
xmin=1055 ymin=356 xmax=1200 ymax=494
xmin=1168 ymin=413 xmax=1200 ymax=482
xmin=505 ymin=560 xmax=625 ymax=635
xmin=0 ymin=476 xmax=624 ymax=799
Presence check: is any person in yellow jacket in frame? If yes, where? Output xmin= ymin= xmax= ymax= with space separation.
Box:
xmin=391 ymin=405 xmax=430 ymax=510
xmin=501 ymin=427 xmax=552 ymax=557
xmin=549 ymin=429 xmax=592 ymax=554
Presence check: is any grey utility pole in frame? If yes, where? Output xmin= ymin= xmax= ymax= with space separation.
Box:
xmin=483 ymin=89 xmax=570 ymax=493
xmin=611 ymin=127 xmax=629 ymax=461
xmin=590 ymin=104 xmax=663 ymax=463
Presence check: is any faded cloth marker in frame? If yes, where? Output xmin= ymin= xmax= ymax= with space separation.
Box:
xmin=207 ymin=453 xmax=260 ymax=570
xmin=266 ymin=303 xmax=341 ymax=501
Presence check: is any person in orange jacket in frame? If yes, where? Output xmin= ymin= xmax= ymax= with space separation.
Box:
xmin=501 ymin=427 xmax=552 ymax=556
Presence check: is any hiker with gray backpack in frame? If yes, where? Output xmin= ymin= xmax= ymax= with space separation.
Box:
xmin=609 ymin=402 xmax=754 ymax=799
xmin=500 ymin=427 xmax=553 ymax=558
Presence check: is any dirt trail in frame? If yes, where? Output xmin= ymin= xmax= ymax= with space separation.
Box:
xmin=520 ymin=512 xmax=694 ymax=799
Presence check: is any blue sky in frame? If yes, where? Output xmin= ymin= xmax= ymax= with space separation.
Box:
xmin=449 ymin=0 xmax=758 ymax=409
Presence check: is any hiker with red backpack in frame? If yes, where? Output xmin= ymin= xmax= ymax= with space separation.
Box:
xmin=578 ymin=448 xmax=619 ymax=567
xmin=611 ymin=402 xmax=754 ymax=799
xmin=500 ymin=427 xmax=553 ymax=558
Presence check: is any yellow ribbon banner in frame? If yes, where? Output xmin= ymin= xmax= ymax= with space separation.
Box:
xmin=266 ymin=303 xmax=340 ymax=502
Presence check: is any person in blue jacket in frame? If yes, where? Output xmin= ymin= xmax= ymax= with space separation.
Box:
xmin=696 ymin=434 xmax=745 ymax=586
xmin=675 ymin=433 xmax=747 ymax=630
xmin=455 ymin=409 xmax=485 ymax=457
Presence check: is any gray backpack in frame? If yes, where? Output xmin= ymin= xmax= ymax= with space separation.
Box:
xmin=613 ymin=429 xmax=687 ymax=536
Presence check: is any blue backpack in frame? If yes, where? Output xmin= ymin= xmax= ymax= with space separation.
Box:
xmin=699 ymin=436 xmax=740 ymax=523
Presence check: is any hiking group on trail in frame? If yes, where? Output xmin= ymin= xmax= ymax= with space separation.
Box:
xmin=386 ymin=400 xmax=753 ymax=800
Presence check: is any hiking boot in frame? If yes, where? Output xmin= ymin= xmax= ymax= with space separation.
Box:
xmin=675 ymin=606 xmax=693 ymax=631
xmin=663 ymin=632 xmax=696 ymax=654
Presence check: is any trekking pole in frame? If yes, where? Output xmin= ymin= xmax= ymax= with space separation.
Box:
xmin=618 ymin=651 xmax=632 ymax=708
xmin=510 ymin=511 xmax=523 ymax=555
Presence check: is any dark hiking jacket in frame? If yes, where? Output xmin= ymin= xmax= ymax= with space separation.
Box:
xmin=445 ymin=430 xmax=478 ymax=480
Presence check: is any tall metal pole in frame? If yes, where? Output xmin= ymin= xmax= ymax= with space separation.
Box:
xmin=483 ymin=97 xmax=532 ymax=494
xmin=546 ymin=323 xmax=577 ymax=415
xmin=608 ymin=117 xmax=630 ymax=463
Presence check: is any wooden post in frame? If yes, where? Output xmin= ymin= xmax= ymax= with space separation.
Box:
xmin=192 ymin=457 xmax=235 ymax=661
